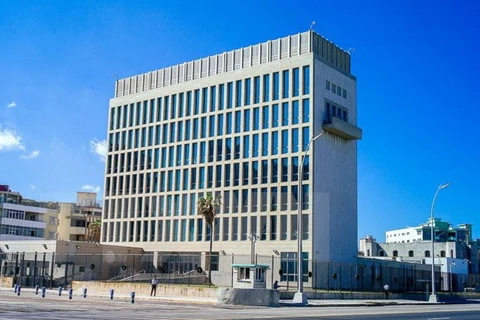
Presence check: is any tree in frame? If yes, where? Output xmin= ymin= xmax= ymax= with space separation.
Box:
xmin=87 ymin=219 xmax=101 ymax=243
xmin=197 ymin=193 xmax=221 ymax=284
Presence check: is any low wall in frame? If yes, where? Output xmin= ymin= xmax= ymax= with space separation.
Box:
xmin=279 ymin=291 xmax=427 ymax=300
xmin=72 ymin=281 xmax=217 ymax=298
xmin=218 ymin=288 xmax=280 ymax=307
xmin=0 ymin=277 xmax=13 ymax=288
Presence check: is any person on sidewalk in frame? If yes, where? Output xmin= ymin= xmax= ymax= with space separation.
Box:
xmin=150 ymin=276 xmax=158 ymax=297
xmin=383 ymin=284 xmax=390 ymax=299
xmin=273 ymin=280 xmax=281 ymax=290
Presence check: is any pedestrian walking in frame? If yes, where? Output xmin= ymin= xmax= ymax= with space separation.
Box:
xmin=150 ymin=276 xmax=158 ymax=297
xmin=383 ymin=284 xmax=390 ymax=299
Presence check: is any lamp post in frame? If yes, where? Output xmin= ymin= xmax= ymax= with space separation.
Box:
xmin=429 ymin=182 xmax=450 ymax=303
xmin=293 ymin=132 xmax=324 ymax=305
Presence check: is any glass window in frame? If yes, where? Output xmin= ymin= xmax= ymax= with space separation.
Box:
xmin=253 ymin=107 xmax=260 ymax=130
xmin=262 ymin=105 xmax=269 ymax=129
xmin=216 ymin=165 xmax=222 ymax=187
xmin=302 ymin=99 xmax=310 ymax=123
xmin=209 ymin=116 xmax=215 ymax=137
xmin=261 ymin=160 xmax=268 ymax=184
xmin=210 ymin=86 xmax=216 ymax=112
xmin=292 ymin=100 xmax=299 ymax=125
xmin=261 ymin=133 xmax=268 ymax=156
xmin=292 ymin=128 xmax=299 ymax=153
xmin=243 ymin=135 xmax=250 ymax=158
xmin=234 ymin=137 xmax=241 ymax=159
xmin=282 ymin=102 xmax=289 ymax=126
xmin=194 ymin=89 xmax=200 ymax=114
xmin=225 ymin=164 xmax=231 ymax=187
xmin=303 ymin=66 xmax=310 ymax=95
xmin=191 ymin=143 xmax=198 ymax=164
xmin=226 ymin=112 xmax=232 ymax=134
xmin=302 ymin=185 xmax=309 ymax=210
xmin=163 ymin=97 xmax=169 ymax=121
xmin=282 ymin=70 xmax=289 ymax=99
xmin=216 ymin=139 xmax=223 ymax=161
xmin=171 ymin=94 xmax=177 ymax=119
xmin=273 ymin=72 xmax=279 ymax=100
xmin=227 ymin=82 xmax=233 ymax=108
xmin=200 ymin=142 xmax=206 ymax=163
xmin=235 ymin=111 xmax=241 ymax=133
xmin=254 ymin=76 xmax=260 ymax=104
xmin=291 ymin=185 xmax=298 ymax=210
xmin=202 ymin=87 xmax=208 ymax=113
xmin=219 ymin=84 xmax=225 ymax=110
xmin=252 ymin=161 xmax=258 ymax=184
xmin=271 ymin=159 xmax=278 ymax=183
xmin=185 ymin=120 xmax=191 ymax=140
xmin=186 ymin=91 xmax=192 ymax=116
xmin=199 ymin=167 xmax=205 ymax=189
xmin=192 ymin=118 xmax=198 ymax=139
xmin=302 ymin=127 xmax=310 ymax=152
xmin=263 ymin=74 xmax=270 ymax=102
xmin=281 ymin=158 xmax=288 ymax=182
xmin=225 ymin=138 xmax=232 ymax=160
xmin=252 ymin=134 xmax=259 ymax=157
xmin=302 ymin=155 xmax=309 ymax=181
xmin=292 ymin=157 xmax=299 ymax=181
xmin=271 ymin=131 xmax=278 ymax=155
xmin=217 ymin=114 xmax=224 ymax=135
xmin=235 ymin=80 xmax=242 ymax=107
xmin=234 ymin=163 xmax=240 ymax=186
xmin=201 ymin=116 xmax=207 ymax=138
xmin=281 ymin=130 xmax=288 ymax=154
xmin=272 ymin=104 xmax=279 ymax=128
xmin=244 ymin=78 xmax=251 ymax=106
xmin=244 ymin=109 xmax=250 ymax=132
xmin=243 ymin=162 xmax=249 ymax=185
xmin=293 ymin=68 xmax=299 ymax=97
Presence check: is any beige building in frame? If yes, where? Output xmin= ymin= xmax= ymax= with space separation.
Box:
xmin=57 ymin=192 xmax=102 ymax=242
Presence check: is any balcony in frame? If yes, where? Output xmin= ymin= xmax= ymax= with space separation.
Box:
xmin=323 ymin=117 xmax=362 ymax=140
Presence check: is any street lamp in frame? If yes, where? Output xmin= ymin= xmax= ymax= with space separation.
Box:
xmin=429 ymin=182 xmax=450 ymax=303
xmin=293 ymin=132 xmax=324 ymax=305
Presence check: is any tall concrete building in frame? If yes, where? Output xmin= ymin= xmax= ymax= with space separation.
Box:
xmin=103 ymin=31 xmax=361 ymax=274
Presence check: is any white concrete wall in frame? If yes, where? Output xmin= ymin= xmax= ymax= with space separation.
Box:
xmin=312 ymin=58 xmax=358 ymax=264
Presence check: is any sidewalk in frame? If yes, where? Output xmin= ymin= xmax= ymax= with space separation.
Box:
xmin=2 ymin=286 xmax=474 ymax=307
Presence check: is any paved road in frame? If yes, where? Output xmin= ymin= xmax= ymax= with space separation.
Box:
xmin=1 ymin=291 xmax=480 ymax=319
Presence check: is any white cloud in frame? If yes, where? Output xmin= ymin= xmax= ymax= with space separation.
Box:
xmin=20 ymin=150 xmax=40 ymax=159
xmin=29 ymin=185 xmax=36 ymax=190
xmin=0 ymin=127 xmax=25 ymax=151
xmin=82 ymin=185 xmax=101 ymax=193
xmin=7 ymin=101 xmax=17 ymax=108
xmin=90 ymin=139 xmax=106 ymax=162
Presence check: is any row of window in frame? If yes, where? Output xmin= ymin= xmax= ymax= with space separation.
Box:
xmin=105 ymin=156 xmax=311 ymax=196
xmin=102 ymin=213 xmax=310 ymax=243
xmin=378 ymin=249 xmax=452 ymax=258
xmin=1 ymin=209 xmax=25 ymax=220
xmin=106 ymin=127 xmax=311 ymax=175
xmin=110 ymin=66 xmax=311 ymax=130
xmin=108 ymin=100 xmax=311 ymax=151
xmin=325 ymin=80 xmax=347 ymax=99
xmin=104 ymin=185 xmax=310 ymax=219
xmin=0 ymin=225 xmax=45 ymax=238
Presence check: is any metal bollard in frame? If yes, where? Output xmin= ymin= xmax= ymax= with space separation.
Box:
xmin=131 ymin=291 xmax=135 ymax=304
xmin=68 ymin=288 xmax=73 ymax=300
xmin=83 ymin=288 xmax=87 ymax=298
xmin=58 ymin=286 xmax=63 ymax=296
xmin=41 ymin=287 xmax=46 ymax=298
xmin=35 ymin=285 xmax=39 ymax=295
xmin=110 ymin=289 xmax=114 ymax=300
xmin=14 ymin=284 xmax=18 ymax=293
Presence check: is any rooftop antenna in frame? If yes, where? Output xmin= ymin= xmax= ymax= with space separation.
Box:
xmin=347 ymin=47 xmax=355 ymax=54
xmin=309 ymin=21 xmax=316 ymax=31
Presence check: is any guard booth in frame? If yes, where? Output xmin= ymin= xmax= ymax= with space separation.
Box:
xmin=232 ymin=264 xmax=269 ymax=289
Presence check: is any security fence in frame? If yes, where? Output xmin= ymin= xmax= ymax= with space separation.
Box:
xmin=1 ymin=251 xmax=478 ymax=292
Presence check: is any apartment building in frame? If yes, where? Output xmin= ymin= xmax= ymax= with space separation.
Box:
xmin=102 ymin=30 xmax=362 ymax=279
xmin=0 ymin=185 xmax=58 ymax=241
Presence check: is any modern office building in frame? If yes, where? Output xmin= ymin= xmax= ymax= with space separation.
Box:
xmin=0 ymin=185 xmax=58 ymax=241
xmin=57 ymin=192 xmax=102 ymax=242
xmin=103 ymin=30 xmax=362 ymax=278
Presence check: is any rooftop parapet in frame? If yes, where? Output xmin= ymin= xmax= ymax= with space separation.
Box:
xmin=114 ymin=30 xmax=351 ymax=98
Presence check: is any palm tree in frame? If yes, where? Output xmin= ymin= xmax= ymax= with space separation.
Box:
xmin=197 ymin=193 xmax=221 ymax=284
xmin=88 ymin=219 xmax=101 ymax=243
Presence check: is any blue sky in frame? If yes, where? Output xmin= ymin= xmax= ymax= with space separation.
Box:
xmin=1 ymin=1 xmax=479 ymax=242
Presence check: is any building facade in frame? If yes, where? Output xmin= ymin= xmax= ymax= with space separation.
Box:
xmin=0 ymin=185 xmax=58 ymax=241
xmin=57 ymin=192 xmax=102 ymax=242
xmin=102 ymin=30 xmax=361 ymax=281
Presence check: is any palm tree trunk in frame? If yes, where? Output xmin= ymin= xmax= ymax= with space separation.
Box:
xmin=208 ymin=224 xmax=213 ymax=285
